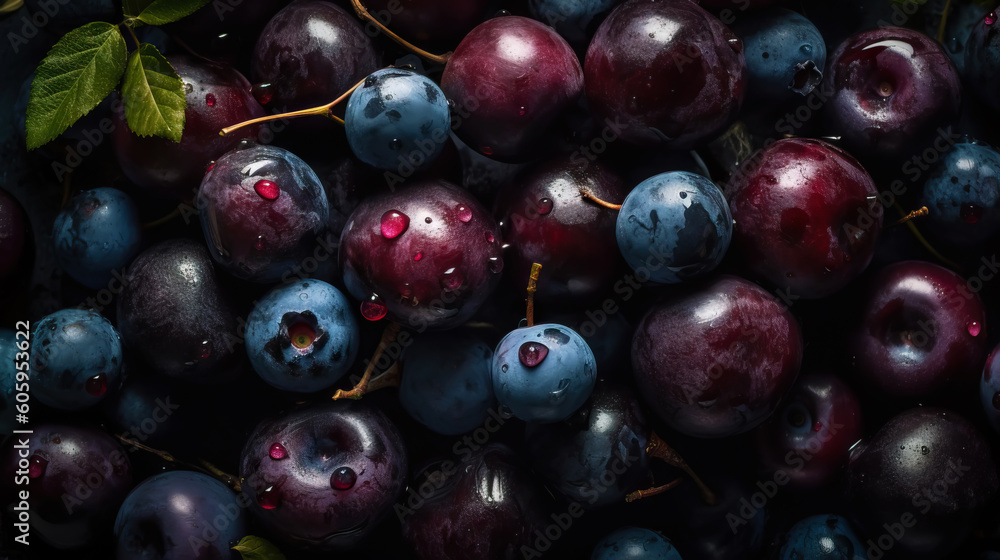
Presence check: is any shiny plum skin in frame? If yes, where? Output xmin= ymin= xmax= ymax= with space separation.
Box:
xmin=113 ymin=56 xmax=265 ymax=201
xmin=632 ymin=275 xmax=803 ymax=438
xmin=198 ymin=142 xmax=330 ymax=283
xmin=365 ymin=0 xmax=489 ymax=44
xmin=824 ymin=27 xmax=962 ymax=160
xmin=400 ymin=444 xmax=554 ymax=560
xmin=918 ymin=139 xmax=1000 ymax=246
xmin=847 ymin=408 xmax=999 ymax=559
xmin=52 ymin=187 xmax=141 ymax=290
xmin=726 ymin=138 xmax=882 ymax=299
xmin=1 ymin=424 xmax=131 ymax=550
xmin=965 ymin=7 xmax=1000 ymax=113
xmin=441 ymin=15 xmax=584 ymax=162
xmin=493 ymin=157 xmax=626 ymax=305
xmin=115 ymin=471 xmax=248 ymax=560
xmin=584 ymin=0 xmax=747 ymax=148
xmin=239 ymin=401 xmax=407 ymax=550
xmin=850 ymin=260 xmax=989 ymax=399
xmin=251 ymin=0 xmax=379 ymax=113
xmin=755 ymin=371 xmax=863 ymax=490
xmin=339 ymin=180 xmax=503 ymax=331
xmin=776 ymin=514 xmax=866 ymax=560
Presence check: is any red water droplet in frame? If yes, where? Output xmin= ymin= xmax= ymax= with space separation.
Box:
xmin=993 ymin=391 xmax=1000 ymax=410
xmin=969 ymin=321 xmax=982 ymax=337
xmin=413 ymin=251 xmax=423 ymax=261
xmin=812 ymin=421 xmax=823 ymax=432
xmin=986 ymin=11 xmax=997 ymax=25
xmin=457 ymin=205 xmax=473 ymax=223
xmin=481 ymin=146 xmax=494 ymax=156
xmin=485 ymin=232 xmax=495 ymax=243
xmin=269 ymin=443 xmax=287 ymax=460
xmin=254 ymin=236 xmax=265 ymax=251
xmin=381 ymin=210 xmax=410 ymax=239
xmin=258 ymin=486 xmax=280 ymax=509
xmin=441 ymin=268 xmax=464 ymax=292
xmin=518 ymin=341 xmax=549 ymax=367
xmin=537 ymin=198 xmax=553 ymax=215
xmin=205 ymin=93 xmax=216 ymax=107
xmin=206 ymin=161 xmax=216 ymax=173
xmin=28 ymin=454 xmax=47 ymax=478
xmin=518 ymin=107 xmax=526 ymax=116
xmin=200 ymin=340 xmax=212 ymax=359
xmin=254 ymin=180 xmax=280 ymax=200
xmin=252 ymin=83 xmax=274 ymax=106
xmin=361 ymin=296 xmax=387 ymax=321
xmin=488 ymin=257 xmax=503 ymax=274
xmin=86 ymin=373 xmax=107 ymax=397
xmin=961 ymin=203 xmax=982 ymax=224
xmin=331 ymin=467 xmax=357 ymax=490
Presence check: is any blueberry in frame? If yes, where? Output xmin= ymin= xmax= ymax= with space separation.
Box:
xmin=919 ymin=139 xmax=1000 ymax=246
xmin=528 ymin=0 xmax=618 ymax=49
xmin=245 ymin=279 xmax=359 ymax=393
xmin=616 ymin=171 xmax=732 ymax=284
xmin=731 ymin=8 xmax=827 ymax=98
xmin=777 ymin=514 xmax=866 ymax=559
xmin=591 ymin=527 xmax=682 ymax=559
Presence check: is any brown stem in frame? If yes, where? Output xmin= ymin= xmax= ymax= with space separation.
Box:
xmin=645 ymin=431 xmax=718 ymax=506
xmin=197 ymin=459 xmax=242 ymax=492
xmin=625 ymin=477 xmax=683 ymax=503
xmin=332 ymin=322 xmax=403 ymax=400
xmin=220 ymin=76 xmax=366 ymax=137
xmin=365 ymin=361 xmax=402 ymax=393
xmin=525 ymin=263 xmax=542 ymax=327
xmin=889 ymin=206 xmax=929 ymax=227
xmin=348 ymin=0 xmax=451 ymax=65
xmin=115 ymin=433 xmax=241 ymax=491
xmin=580 ymin=189 xmax=622 ymax=210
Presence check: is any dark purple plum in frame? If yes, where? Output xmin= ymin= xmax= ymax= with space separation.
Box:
xmin=441 ymin=15 xmax=584 ymax=161
xmin=726 ymin=138 xmax=882 ymax=299
xmin=632 ymin=275 xmax=803 ymax=438
xmin=163 ymin=0 xmax=287 ymax=71
xmin=849 ymin=260 xmax=989 ymax=399
xmin=239 ymin=401 xmax=407 ymax=550
xmin=584 ymin=0 xmax=746 ymax=148
xmin=339 ymin=179 xmax=503 ymax=330
xmin=366 ymin=0 xmax=489 ymax=44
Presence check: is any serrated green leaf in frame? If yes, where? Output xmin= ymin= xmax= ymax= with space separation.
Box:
xmin=232 ymin=536 xmax=287 ymax=560
xmin=121 ymin=43 xmax=186 ymax=142
xmin=25 ymin=22 xmax=127 ymax=150
xmin=131 ymin=0 xmax=211 ymax=25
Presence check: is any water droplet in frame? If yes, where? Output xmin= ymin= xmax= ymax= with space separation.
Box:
xmin=424 ymin=216 xmax=433 ymax=224
xmin=413 ymin=251 xmax=423 ymax=261
xmin=961 ymin=203 xmax=982 ymax=224
xmin=728 ymin=36 xmax=743 ymax=54
xmin=258 ymin=486 xmax=280 ymax=509
xmin=252 ymin=83 xmax=274 ymax=105
xmin=441 ymin=268 xmax=464 ymax=291
xmin=921 ymin=445 xmax=930 ymax=455
xmin=537 ymin=198 xmax=553 ymax=215
xmin=254 ymin=236 xmax=265 ymax=251
xmin=987 ymin=11 xmax=997 ymax=25
xmin=519 ymin=107 xmax=526 ymax=116
xmin=331 ymin=467 xmax=357 ymax=490
xmin=361 ymin=295 xmax=388 ymax=321
xmin=501 ymin=364 xmax=509 ymax=373
xmin=205 ymin=93 xmax=216 ymax=107
xmin=28 ymin=454 xmax=46 ymax=478
xmin=86 ymin=373 xmax=107 ymax=397
xmin=206 ymin=161 xmax=216 ymax=174
xmin=457 ymin=205 xmax=473 ymax=223
xmin=481 ymin=146 xmax=494 ymax=156
xmin=968 ymin=321 xmax=982 ymax=337
xmin=390 ymin=138 xmax=403 ymax=150
xmin=499 ymin=405 xmax=513 ymax=418
xmin=184 ymin=82 xmax=194 ymax=94
xmin=518 ymin=341 xmax=549 ymax=367
xmin=485 ymin=232 xmax=495 ymax=243
xmin=679 ymin=191 xmax=687 ymax=199
xmin=812 ymin=421 xmax=823 ymax=432
xmin=381 ymin=210 xmax=410 ymax=239
xmin=488 ymin=257 xmax=503 ymax=273
xmin=269 ymin=443 xmax=287 ymax=460
xmin=254 ymin=180 xmax=280 ymax=200
xmin=200 ymin=340 xmax=212 ymax=359
xmin=992 ymin=391 xmax=1000 ymax=410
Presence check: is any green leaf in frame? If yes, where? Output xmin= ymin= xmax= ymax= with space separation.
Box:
xmin=128 ymin=0 xmax=211 ymax=25
xmin=232 ymin=536 xmax=287 ymax=560
xmin=25 ymin=22 xmax=127 ymax=150
xmin=121 ymin=43 xmax=186 ymax=142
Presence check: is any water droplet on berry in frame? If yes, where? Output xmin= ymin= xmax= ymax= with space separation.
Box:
xmin=812 ymin=421 xmax=823 ymax=432
xmin=254 ymin=180 xmax=280 ymax=200
xmin=390 ymin=138 xmax=403 ymax=150
xmin=519 ymin=107 xmax=526 ymax=116
xmin=361 ymin=295 xmax=387 ymax=321
xmin=413 ymin=251 xmax=423 ymax=261
xmin=269 ymin=443 xmax=287 ymax=460
xmin=205 ymin=93 xmax=216 ymax=107
xmin=488 ymin=257 xmax=503 ymax=274
xmin=457 ymin=205 xmax=473 ymax=223
xmin=28 ymin=454 xmax=46 ymax=478
xmin=424 ymin=216 xmax=432 ymax=224
xmin=537 ymin=198 xmax=553 ymax=215
xmin=331 ymin=467 xmax=357 ymax=490
xmin=481 ymin=146 xmax=493 ymax=156
xmin=252 ymin=83 xmax=274 ymax=105
xmin=921 ymin=445 xmax=930 ymax=455
xmin=254 ymin=236 xmax=265 ymax=251
xmin=441 ymin=268 xmax=464 ymax=291
xmin=499 ymin=405 xmax=513 ymax=419
xmin=200 ymin=340 xmax=212 ymax=359
xmin=518 ymin=341 xmax=549 ymax=367
xmin=679 ymin=191 xmax=688 ymax=199
xmin=485 ymin=232 xmax=495 ymax=243
xmin=728 ymin=36 xmax=743 ymax=54
xmin=183 ymin=82 xmax=193 ymax=94
xmin=86 ymin=373 xmax=107 ymax=396
xmin=258 ymin=486 xmax=280 ymax=509
xmin=501 ymin=364 xmax=509 ymax=373
xmin=206 ymin=161 xmax=216 ymax=173
xmin=986 ymin=12 xmax=997 ymax=25
xmin=381 ymin=210 xmax=410 ymax=239
xmin=968 ymin=321 xmax=982 ymax=337
xmin=961 ymin=203 xmax=982 ymax=224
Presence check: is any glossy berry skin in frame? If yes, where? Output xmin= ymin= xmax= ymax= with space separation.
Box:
xmin=246 ymin=279 xmax=359 ymax=393
xmin=824 ymin=27 xmax=962 ymax=160
xmin=400 ymin=444 xmax=554 ymax=560
xmin=198 ymin=143 xmax=329 ymax=283
xmin=847 ymin=408 xmax=999 ymax=559
xmin=493 ymin=157 xmax=626 ymax=305
xmin=345 ymin=69 xmax=451 ymax=172
xmin=365 ymin=0 xmax=489 ymax=44
xmin=441 ymin=15 xmax=584 ymax=161
xmin=592 ymin=527 xmax=682 ymax=560
xmin=252 ymin=0 xmax=379 ymax=113
xmin=919 ymin=139 xmax=1000 ymax=246
xmin=616 ymin=171 xmax=732 ymax=284
xmin=524 ymin=383 xmax=649 ymax=510
xmin=730 ymin=8 xmax=827 ymax=99
xmin=777 ymin=514 xmax=865 ymax=560
xmin=981 ymin=342 xmax=1000 ymax=434
xmin=585 ymin=0 xmax=746 ymax=148
xmin=117 ymin=239 xmax=243 ymax=381
xmin=850 ymin=260 xmax=989 ymax=398
xmin=492 ymin=323 xmax=597 ymax=423
xmin=52 ymin=187 xmax=141 ymax=290
xmin=726 ymin=138 xmax=881 ymax=299
xmin=755 ymin=371 xmax=863 ymax=490
xmin=114 ymin=56 xmax=265 ymax=201
xmin=399 ymin=329 xmax=495 ymax=435
xmin=339 ymin=180 xmax=503 ymax=331
xmin=528 ymin=0 xmax=619 ymax=50
xmin=1 ymin=424 xmax=131 ymax=549
xmin=632 ymin=275 xmax=803 ymax=438
xmin=966 ymin=7 xmax=1000 ymax=113
xmin=30 ymin=309 xmax=123 ymax=410
xmin=115 ymin=471 xmax=248 ymax=560
xmin=239 ymin=401 xmax=407 ymax=549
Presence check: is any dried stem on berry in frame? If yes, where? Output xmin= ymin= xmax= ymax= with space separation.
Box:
xmin=626 ymin=431 xmax=718 ymax=506
xmin=219 ymin=75 xmax=367 ymax=136
xmin=525 ymin=263 xmax=542 ymax=327
xmin=580 ymin=189 xmax=622 ymax=210
xmin=333 ymin=321 xmax=403 ymax=400
xmin=348 ymin=0 xmax=452 ymax=65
